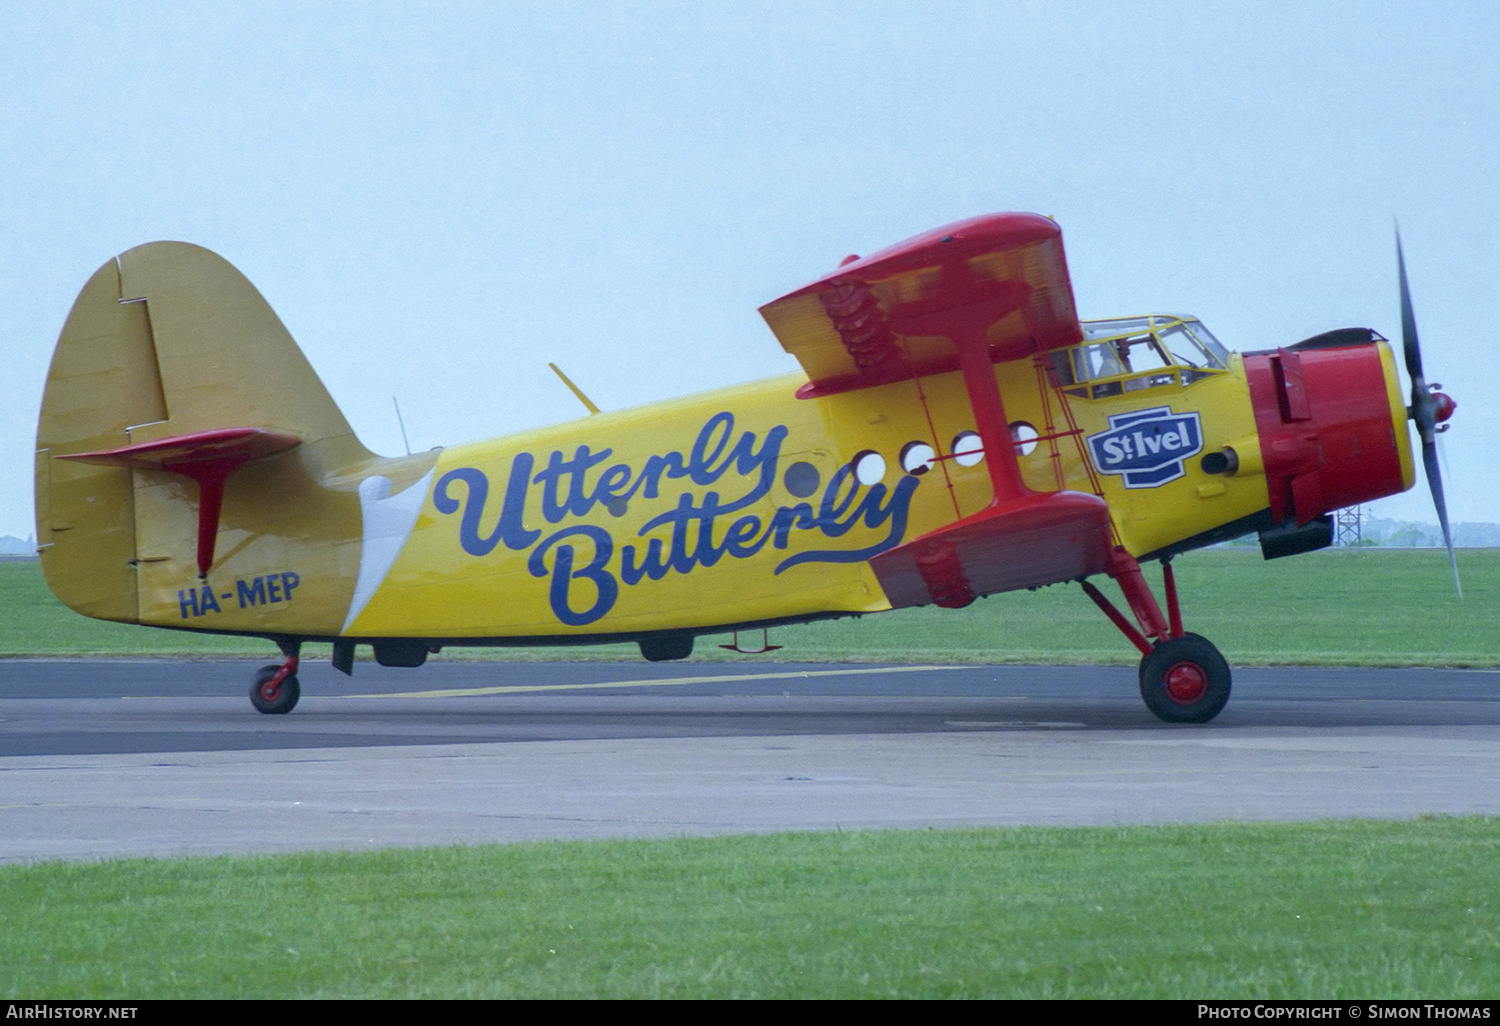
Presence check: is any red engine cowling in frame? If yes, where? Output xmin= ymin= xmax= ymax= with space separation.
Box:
xmin=1243 ymin=342 xmax=1414 ymax=525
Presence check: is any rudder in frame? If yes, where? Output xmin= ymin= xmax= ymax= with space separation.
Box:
xmin=36 ymin=243 xmax=372 ymax=623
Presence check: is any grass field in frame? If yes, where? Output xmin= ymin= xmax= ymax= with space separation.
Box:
xmin=4 ymin=551 xmax=1495 ymax=998
xmin=1 ymin=818 xmax=1495 ymax=999
xmin=2 ymin=547 xmax=1494 ymax=666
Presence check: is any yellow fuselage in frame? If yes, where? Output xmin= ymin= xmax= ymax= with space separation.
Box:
xmin=141 ymin=355 xmax=1277 ymax=643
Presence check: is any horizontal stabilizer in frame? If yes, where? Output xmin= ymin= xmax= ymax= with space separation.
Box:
xmin=869 ymin=491 xmax=1113 ymax=609
xmin=58 ymin=427 xmax=302 ymax=472
xmin=59 ymin=428 xmax=303 ymax=577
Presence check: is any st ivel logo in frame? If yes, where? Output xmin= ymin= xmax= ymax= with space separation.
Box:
xmin=1086 ymin=406 xmax=1204 ymax=489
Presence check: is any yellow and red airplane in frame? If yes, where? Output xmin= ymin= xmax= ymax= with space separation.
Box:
xmin=34 ymin=213 xmax=1457 ymax=722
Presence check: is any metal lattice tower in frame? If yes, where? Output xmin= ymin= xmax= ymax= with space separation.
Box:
xmin=1335 ymin=505 xmax=1363 ymax=546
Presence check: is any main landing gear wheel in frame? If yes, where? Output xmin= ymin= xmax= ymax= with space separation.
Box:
xmin=1138 ymin=634 xmax=1231 ymax=724
xmin=250 ymin=663 xmax=301 ymax=715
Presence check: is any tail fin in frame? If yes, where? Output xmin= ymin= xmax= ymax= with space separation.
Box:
xmin=36 ymin=242 xmax=373 ymax=622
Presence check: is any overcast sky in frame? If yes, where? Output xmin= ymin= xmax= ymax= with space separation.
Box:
xmin=3 ymin=0 xmax=1496 ymax=542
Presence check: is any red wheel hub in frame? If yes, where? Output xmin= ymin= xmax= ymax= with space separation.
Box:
xmin=1162 ymin=661 xmax=1208 ymax=704
xmin=259 ymin=657 xmax=298 ymax=703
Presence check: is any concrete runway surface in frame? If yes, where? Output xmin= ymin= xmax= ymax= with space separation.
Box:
xmin=1 ymin=659 xmax=1496 ymax=862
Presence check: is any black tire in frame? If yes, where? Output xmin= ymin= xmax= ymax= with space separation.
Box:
xmin=1138 ymin=634 xmax=1231 ymax=724
xmin=1138 ymin=632 xmax=1211 ymax=686
xmin=250 ymin=663 xmax=301 ymax=714
xmin=639 ymin=634 xmax=694 ymax=662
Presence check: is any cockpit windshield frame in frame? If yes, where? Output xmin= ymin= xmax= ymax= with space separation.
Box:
xmin=1055 ymin=314 xmax=1231 ymax=399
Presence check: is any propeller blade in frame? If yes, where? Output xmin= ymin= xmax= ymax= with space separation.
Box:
xmin=1422 ymin=438 xmax=1462 ymax=598
xmin=1437 ymin=431 xmax=1455 ymax=495
xmin=1396 ymin=229 xmax=1425 ymax=388
xmin=1396 ymin=226 xmax=1460 ymax=597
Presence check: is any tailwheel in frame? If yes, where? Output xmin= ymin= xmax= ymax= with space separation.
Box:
xmin=250 ymin=661 xmax=301 ymax=715
xmin=1138 ymin=633 xmax=1231 ymax=724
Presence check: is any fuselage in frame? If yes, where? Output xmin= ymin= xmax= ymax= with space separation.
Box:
xmin=30 ymin=228 xmax=1436 ymax=723
xmin=146 ymin=317 xmax=1414 ymax=645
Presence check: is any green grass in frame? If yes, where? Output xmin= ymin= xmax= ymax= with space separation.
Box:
xmin=3 ymin=548 xmax=1496 ymax=666
xmin=1 ymin=818 xmax=1495 ymax=999
xmin=5 ymin=558 xmax=1496 ymax=998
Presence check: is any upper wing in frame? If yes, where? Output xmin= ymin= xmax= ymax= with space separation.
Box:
xmin=763 ymin=213 xmax=1116 ymax=606
xmin=759 ymin=213 xmax=1082 ymax=397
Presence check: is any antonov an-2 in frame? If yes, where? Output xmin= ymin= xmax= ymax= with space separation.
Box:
xmin=34 ymin=213 xmax=1457 ymax=721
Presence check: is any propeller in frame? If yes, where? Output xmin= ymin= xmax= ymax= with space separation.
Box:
xmin=1396 ymin=228 xmax=1462 ymax=596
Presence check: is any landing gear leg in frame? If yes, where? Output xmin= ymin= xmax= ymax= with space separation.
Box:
xmin=251 ymin=639 xmax=301 ymax=715
xmin=1082 ymin=553 xmax=1232 ymax=723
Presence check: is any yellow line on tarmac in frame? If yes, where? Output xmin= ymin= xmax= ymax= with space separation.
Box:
xmin=349 ymin=664 xmax=970 ymax=699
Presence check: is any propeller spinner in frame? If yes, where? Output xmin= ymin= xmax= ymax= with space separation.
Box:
xmin=1396 ymin=229 xmax=1461 ymax=595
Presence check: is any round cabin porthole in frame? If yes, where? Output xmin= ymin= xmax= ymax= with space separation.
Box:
xmin=852 ymin=450 xmax=886 ymax=486
xmin=899 ymin=441 xmax=936 ymax=475
xmin=952 ymin=431 xmax=985 ymax=467
xmin=1010 ymin=421 xmax=1039 ymax=456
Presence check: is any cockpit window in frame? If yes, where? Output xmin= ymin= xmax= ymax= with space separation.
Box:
xmin=1082 ymin=317 xmax=1151 ymax=341
xmin=1066 ymin=333 xmax=1173 ymax=380
xmin=1184 ymin=321 xmax=1229 ymax=365
xmin=1068 ymin=342 xmax=1124 ymax=381
xmin=1159 ymin=322 xmax=1229 ymax=369
xmin=1059 ymin=314 xmax=1230 ymax=398
xmin=1116 ymin=334 xmax=1174 ymax=374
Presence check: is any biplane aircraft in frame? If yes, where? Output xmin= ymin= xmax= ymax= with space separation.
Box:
xmin=34 ymin=213 xmax=1457 ymax=722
